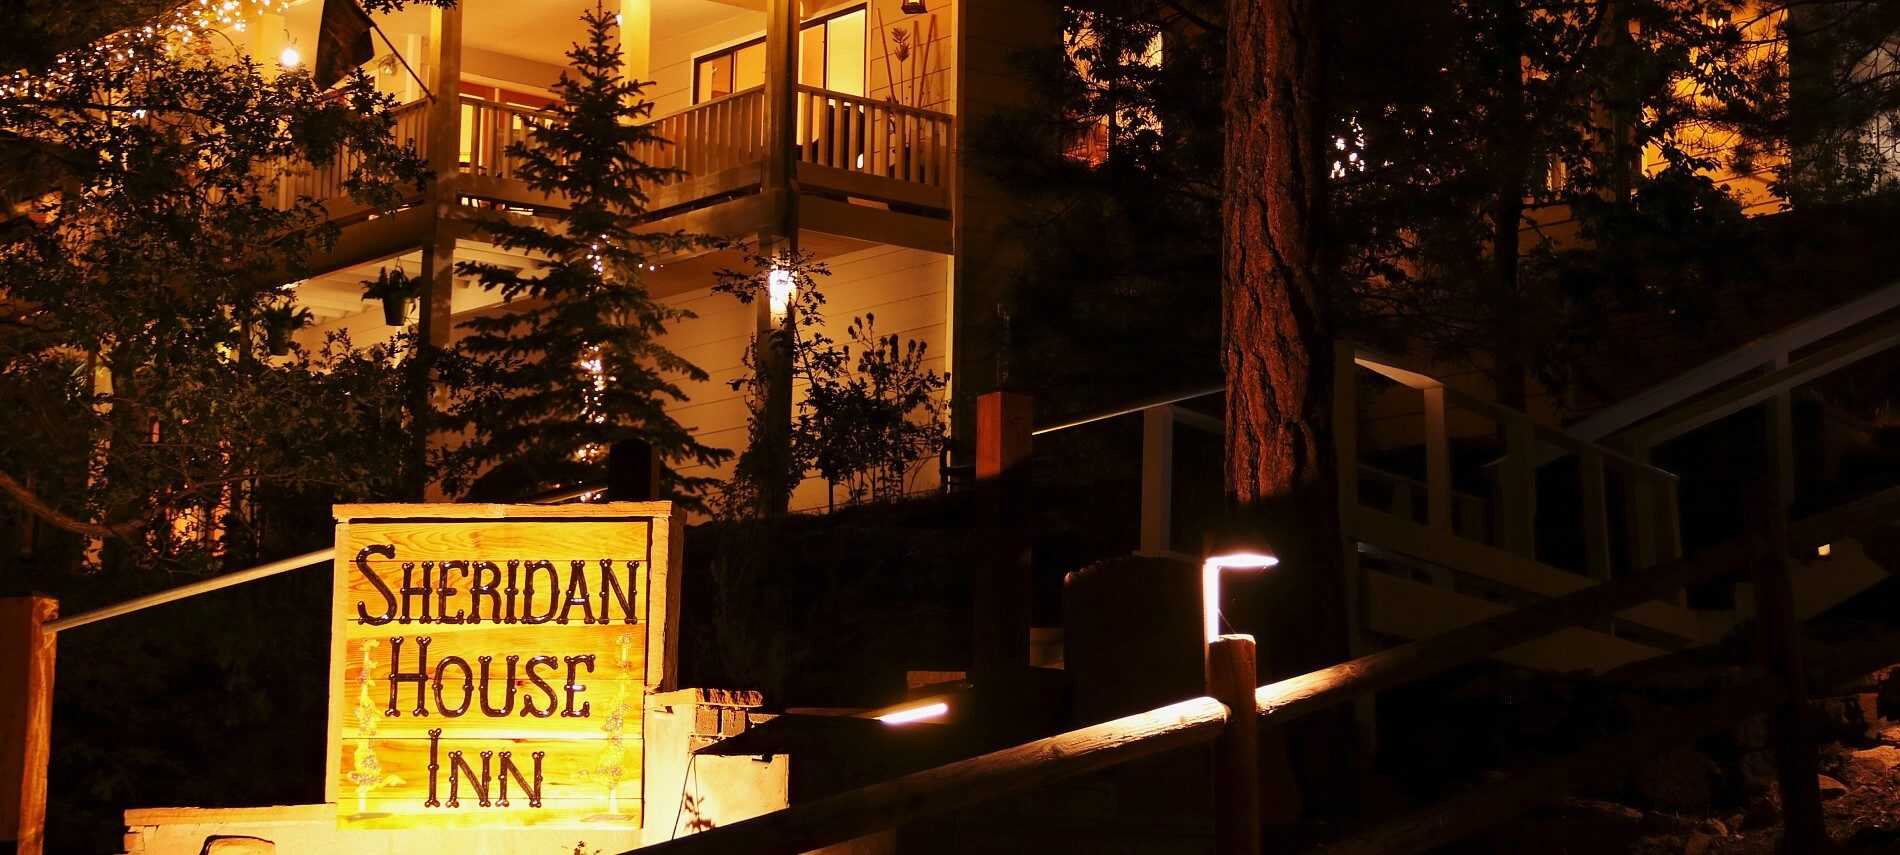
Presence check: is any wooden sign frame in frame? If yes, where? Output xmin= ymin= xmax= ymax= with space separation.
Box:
xmin=323 ymin=503 xmax=681 ymax=829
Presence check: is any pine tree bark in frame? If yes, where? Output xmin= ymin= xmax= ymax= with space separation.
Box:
xmin=1221 ymin=0 xmax=1348 ymax=679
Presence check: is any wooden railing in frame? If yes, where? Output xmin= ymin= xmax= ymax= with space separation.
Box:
xmin=273 ymin=99 xmax=428 ymax=210
xmin=795 ymin=85 xmax=952 ymax=188
xmin=629 ymin=487 xmax=1900 ymax=855
xmin=1340 ymin=342 xmax=1684 ymax=582
xmin=459 ymin=95 xmax=551 ymax=182
xmin=274 ymin=85 xmax=953 ymax=215
xmin=634 ymin=86 xmax=768 ymax=186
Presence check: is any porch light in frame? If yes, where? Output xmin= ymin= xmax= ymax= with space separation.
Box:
xmin=767 ymin=267 xmax=796 ymax=324
xmin=900 ymin=0 xmax=927 ymax=12
xmin=1202 ymin=520 xmax=1278 ymax=643
xmin=279 ymin=44 xmax=301 ymax=68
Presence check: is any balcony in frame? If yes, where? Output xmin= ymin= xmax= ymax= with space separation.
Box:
xmin=279 ymin=85 xmax=954 ymax=257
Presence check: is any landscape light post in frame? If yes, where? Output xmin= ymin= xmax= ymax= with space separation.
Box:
xmin=1203 ymin=525 xmax=1276 ymax=855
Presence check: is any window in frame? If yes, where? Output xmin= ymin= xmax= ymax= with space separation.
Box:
xmin=694 ymin=6 xmax=866 ymax=103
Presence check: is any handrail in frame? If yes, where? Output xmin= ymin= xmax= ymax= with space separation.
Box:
xmin=43 ymin=548 xmax=334 ymax=635
xmin=1031 ymin=385 xmax=1222 ymax=436
xmin=792 ymin=84 xmax=953 ymax=123
xmin=636 ymin=697 xmax=1229 ymax=855
xmin=1623 ymin=315 xmax=1900 ymax=448
xmin=40 ymin=476 xmax=620 ymax=635
xmin=624 ymin=489 xmax=1900 ymax=855
xmin=1568 ymin=279 xmax=1900 ymax=443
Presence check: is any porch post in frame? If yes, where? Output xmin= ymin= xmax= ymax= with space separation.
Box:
xmin=415 ymin=3 xmax=462 ymax=501
xmin=0 ymin=596 xmax=56 ymax=855
xmin=619 ymin=0 xmax=651 ymax=81
xmin=750 ymin=0 xmax=801 ymax=515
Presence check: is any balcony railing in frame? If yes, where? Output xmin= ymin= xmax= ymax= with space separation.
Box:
xmin=274 ymin=99 xmax=430 ymax=211
xmin=795 ymin=85 xmax=952 ymax=188
xmin=275 ymin=86 xmax=953 ymax=216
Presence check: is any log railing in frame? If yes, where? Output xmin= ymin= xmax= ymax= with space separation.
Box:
xmin=630 ymin=487 xmax=1900 ymax=855
xmin=795 ymin=85 xmax=953 ymax=188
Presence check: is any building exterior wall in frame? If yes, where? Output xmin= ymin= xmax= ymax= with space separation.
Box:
xmin=659 ymin=245 xmax=953 ymax=510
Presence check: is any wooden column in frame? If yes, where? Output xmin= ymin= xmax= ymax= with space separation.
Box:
xmin=414 ymin=3 xmax=462 ymax=502
xmin=761 ymin=0 xmax=800 ymax=240
xmin=973 ymin=391 xmax=1033 ymax=673
xmin=1208 ymin=635 xmax=1260 ymax=855
xmin=618 ymin=0 xmax=651 ymax=81
xmin=0 ymin=597 xmax=56 ymax=855
xmin=1748 ymin=492 xmax=1825 ymax=851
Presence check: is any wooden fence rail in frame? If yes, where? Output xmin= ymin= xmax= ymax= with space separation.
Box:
xmin=622 ymin=487 xmax=1900 ymax=855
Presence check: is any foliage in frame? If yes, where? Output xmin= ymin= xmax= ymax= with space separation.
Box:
xmin=0 ymin=12 xmax=434 ymax=573
xmin=713 ymin=249 xmax=950 ymax=515
xmin=444 ymin=3 xmax=728 ymax=506
xmin=965 ymin=0 xmax=1226 ymax=419
xmin=976 ymin=0 xmax=1900 ymax=410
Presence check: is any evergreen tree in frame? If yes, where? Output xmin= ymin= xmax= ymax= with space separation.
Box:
xmin=446 ymin=3 xmax=729 ymax=505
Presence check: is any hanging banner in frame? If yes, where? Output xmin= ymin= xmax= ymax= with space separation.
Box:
xmin=326 ymin=503 xmax=679 ymax=830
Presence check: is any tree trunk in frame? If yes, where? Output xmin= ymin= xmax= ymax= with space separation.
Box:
xmin=1489 ymin=0 xmax=1530 ymax=413
xmin=1222 ymin=0 xmax=1347 ymax=678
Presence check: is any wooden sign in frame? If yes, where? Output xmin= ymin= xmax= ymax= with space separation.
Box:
xmin=325 ymin=503 xmax=680 ymax=830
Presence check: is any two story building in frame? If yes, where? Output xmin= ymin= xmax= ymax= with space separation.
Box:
xmin=237 ymin=0 xmax=1051 ymax=510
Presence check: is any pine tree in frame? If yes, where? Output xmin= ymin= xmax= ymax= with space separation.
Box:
xmin=447 ymin=3 xmax=729 ymax=504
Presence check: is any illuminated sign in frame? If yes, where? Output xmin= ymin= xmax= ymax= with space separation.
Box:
xmin=326 ymin=503 xmax=679 ymax=829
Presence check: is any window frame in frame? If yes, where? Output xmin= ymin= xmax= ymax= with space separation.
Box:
xmin=691 ymin=3 xmax=867 ymax=104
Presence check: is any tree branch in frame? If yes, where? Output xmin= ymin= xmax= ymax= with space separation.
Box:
xmin=0 ymin=467 xmax=144 ymax=541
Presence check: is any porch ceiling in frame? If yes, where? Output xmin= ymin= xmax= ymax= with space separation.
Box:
xmin=282 ymin=0 xmax=751 ymax=71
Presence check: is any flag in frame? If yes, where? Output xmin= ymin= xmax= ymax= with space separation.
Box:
xmin=313 ymin=0 xmax=375 ymax=89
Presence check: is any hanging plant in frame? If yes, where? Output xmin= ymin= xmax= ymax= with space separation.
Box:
xmin=361 ymin=266 xmax=419 ymax=326
xmin=259 ymin=302 xmax=314 ymax=356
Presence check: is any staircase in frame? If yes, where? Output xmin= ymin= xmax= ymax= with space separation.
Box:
xmin=1334 ymin=279 xmax=1900 ymax=673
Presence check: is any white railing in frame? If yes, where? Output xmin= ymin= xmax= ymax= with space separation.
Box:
xmin=635 ymin=86 xmax=768 ymax=186
xmin=795 ymin=85 xmax=952 ymax=188
xmin=1340 ymin=342 xmax=1684 ymax=582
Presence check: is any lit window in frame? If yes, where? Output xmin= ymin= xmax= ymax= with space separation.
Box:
xmin=694 ymin=6 xmax=866 ymax=103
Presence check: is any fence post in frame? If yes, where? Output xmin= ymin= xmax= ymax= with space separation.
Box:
xmin=1 ymin=596 xmax=56 ymax=855
xmin=1748 ymin=491 xmax=1824 ymax=851
xmin=607 ymin=438 xmax=662 ymax=502
xmin=973 ymin=391 xmax=1034 ymax=673
xmin=1139 ymin=406 xmax=1175 ymax=556
xmin=1208 ymin=635 xmax=1260 ymax=855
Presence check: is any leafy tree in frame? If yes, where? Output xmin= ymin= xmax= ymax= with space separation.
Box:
xmin=713 ymin=249 xmax=950 ymax=515
xmin=966 ymin=0 xmax=1227 ymax=421
xmin=0 ymin=9 xmax=435 ymax=572
xmin=445 ymin=3 xmax=729 ymax=505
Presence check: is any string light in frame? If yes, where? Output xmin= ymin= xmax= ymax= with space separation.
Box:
xmin=0 ymin=0 xmax=291 ymax=99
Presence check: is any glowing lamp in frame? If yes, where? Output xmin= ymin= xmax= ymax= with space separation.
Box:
xmin=1202 ymin=519 xmax=1278 ymax=643
xmin=279 ymin=44 xmax=301 ymax=68
xmin=766 ymin=267 xmax=796 ymax=323
xmin=876 ymin=702 xmax=947 ymax=725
